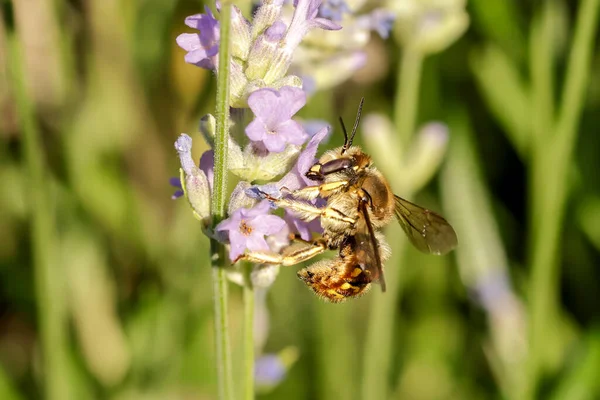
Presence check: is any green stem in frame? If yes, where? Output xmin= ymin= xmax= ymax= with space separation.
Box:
xmin=243 ymin=265 xmax=255 ymax=400
xmin=210 ymin=3 xmax=234 ymax=400
xmin=360 ymin=232 xmax=408 ymax=400
xmin=9 ymin=35 xmax=69 ymax=400
xmin=525 ymin=0 xmax=600 ymax=398
xmin=362 ymin=45 xmax=424 ymax=400
xmin=394 ymin=46 xmax=424 ymax=145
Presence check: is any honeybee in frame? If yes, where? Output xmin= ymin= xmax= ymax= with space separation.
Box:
xmin=238 ymin=99 xmax=457 ymax=302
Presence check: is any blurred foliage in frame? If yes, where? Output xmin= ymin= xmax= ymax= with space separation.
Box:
xmin=1 ymin=0 xmax=600 ymax=399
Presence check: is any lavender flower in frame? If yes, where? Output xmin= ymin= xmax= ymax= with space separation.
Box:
xmin=277 ymin=124 xmax=329 ymax=190
xmin=246 ymin=126 xmax=329 ymax=241
xmin=176 ymin=6 xmax=220 ymax=70
xmin=255 ymin=347 xmax=299 ymax=390
xmin=318 ymin=0 xmax=352 ymax=22
xmin=255 ymin=355 xmax=287 ymax=387
xmin=292 ymin=2 xmax=396 ymax=92
xmin=170 ymin=177 xmax=184 ymax=200
xmin=216 ymin=201 xmax=287 ymax=261
xmin=246 ymin=86 xmax=308 ymax=152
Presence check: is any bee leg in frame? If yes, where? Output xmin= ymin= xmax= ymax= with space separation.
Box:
xmin=264 ymin=197 xmax=356 ymax=227
xmin=235 ymin=239 xmax=328 ymax=266
xmin=281 ymin=181 xmax=349 ymax=201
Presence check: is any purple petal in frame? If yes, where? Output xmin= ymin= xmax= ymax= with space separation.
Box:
xmin=245 ymin=119 xmax=268 ymax=142
xmin=296 ymin=126 xmax=329 ymax=174
xmin=263 ymin=132 xmax=288 ymax=152
xmin=246 ymin=234 xmax=270 ymax=252
xmin=248 ymin=88 xmax=283 ymax=128
xmin=184 ymin=13 xmax=205 ymax=29
xmin=184 ymin=48 xmax=213 ymax=69
xmin=278 ymin=86 xmax=306 ymax=117
xmin=216 ymin=215 xmax=242 ymax=232
xmin=288 ymin=213 xmax=322 ymax=240
xmin=276 ymin=120 xmax=308 ymax=145
xmin=253 ymin=215 xmax=287 ymax=235
xmin=244 ymin=201 xmax=273 ymax=218
xmin=265 ymin=20 xmax=287 ymax=40
xmin=170 ymin=177 xmax=182 ymax=188
xmin=171 ymin=190 xmax=184 ymax=200
xmin=200 ymin=150 xmax=214 ymax=189
xmin=176 ymin=33 xmax=202 ymax=52
xmin=309 ymin=18 xmax=342 ymax=30
xmin=276 ymin=126 xmax=330 ymax=191
xmin=228 ymin=230 xmax=249 ymax=261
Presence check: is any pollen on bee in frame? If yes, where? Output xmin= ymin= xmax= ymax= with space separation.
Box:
xmin=351 ymin=267 xmax=362 ymax=277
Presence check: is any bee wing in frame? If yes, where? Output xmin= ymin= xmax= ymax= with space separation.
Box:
xmin=394 ymin=195 xmax=457 ymax=255
xmin=358 ymin=199 xmax=386 ymax=292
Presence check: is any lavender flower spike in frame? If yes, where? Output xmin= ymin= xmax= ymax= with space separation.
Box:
xmin=263 ymin=0 xmax=341 ymax=83
xmin=216 ymin=201 xmax=286 ymax=261
xmin=246 ymin=86 xmax=308 ymax=152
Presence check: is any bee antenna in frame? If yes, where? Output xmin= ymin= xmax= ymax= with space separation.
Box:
xmin=341 ymin=97 xmax=365 ymax=154
xmin=339 ymin=117 xmax=349 ymax=154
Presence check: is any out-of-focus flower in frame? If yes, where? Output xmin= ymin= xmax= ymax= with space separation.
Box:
xmin=255 ymin=347 xmax=300 ymax=392
xmin=292 ymin=1 xmax=396 ymax=92
xmin=216 ymin=201 xmax=287 ymax=261
xmin=388 ymin=0 xmax=469 ymax=54
xmin=319 ymin=0 xmax=352 ymax=21
xmin=176 ymin=6 xmax=220 ymax=70
xmin=255 ymin=355 xmax=286 ymax=387
xmin=246 ymin=86 xmax=308 ymax=152
xmin=361 ymin=114 xmax=450 ymax=193
xmin=367 ymin=8 xmax=396 ymax=39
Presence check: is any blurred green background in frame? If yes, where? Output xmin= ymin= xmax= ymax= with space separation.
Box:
xmin=2 ymin=0 xmax=600 ymax=399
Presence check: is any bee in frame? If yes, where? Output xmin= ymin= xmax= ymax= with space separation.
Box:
xmin=237 ymin=99 xmax=457 ymax=302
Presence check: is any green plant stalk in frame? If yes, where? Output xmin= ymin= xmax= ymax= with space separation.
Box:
xmin=362 ymin=45 xmax=424 ymax=400
xmin=360 ymin=232 xmax=408 ymax=400
xmin=528 ymin=0 xmax=557 ymax=247
xmin=525 ymin=0 xmax=600 ymax=398
xmin=210 ymin=3 xmax=234 ymax=400
xmin=243 ymin=264 xmax=255 ymax=400
xmin=9 ymin=37 xmax=70 ymax=400
xmin=394 ymin=45 xmax=424 ymax=146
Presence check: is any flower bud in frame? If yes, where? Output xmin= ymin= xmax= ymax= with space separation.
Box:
xmin=230 ymin=60 xmax=250 ymax=107
xmin=199 ymin=114 xmax=216 ymax=147
xmin=231 ymin=143 xmax=301 ymax=181
xmin=251 ymin=265 xmax=281 ymax=288
xmin=231 ymin=5 xmax=252 ymax=61
xmin=309 ymin=51 xmax=366 ymax=91
xmin=361 ymin=113 xmax=405 ymax=178
xmin=174 ymin=134 xmax=211 ymax=225
xmin=245 ymin=23 xmax=285 ymax=81
xmin=405 ymin=122 xmax=449 ymax=192
xmin=271 ymin=75 xmax=303 ymax=91
xmin=391 ymin=0 xmax=469 ymax=54
xmin=228 ymin=181 xmax=257 ymax=215
xmin=251 ymin=0 xmax=285 ymax=39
